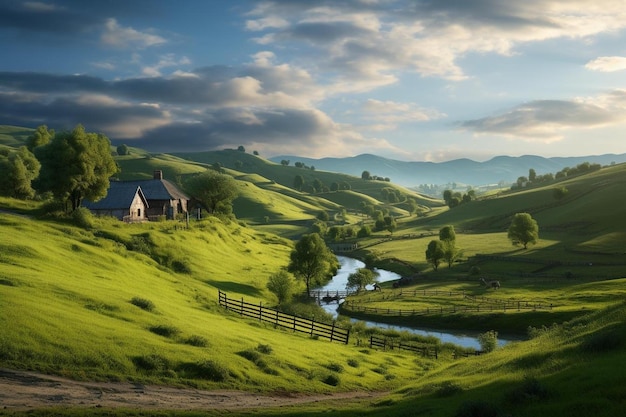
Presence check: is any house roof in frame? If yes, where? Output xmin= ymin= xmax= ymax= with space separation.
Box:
xmin=83 ymin=183 xmax=148 ymax=210
xmin=117 ymin=179 xmax=189 ymax=201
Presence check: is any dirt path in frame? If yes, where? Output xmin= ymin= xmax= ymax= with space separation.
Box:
xmin=0 ymin=368 xmax=383 ymax=412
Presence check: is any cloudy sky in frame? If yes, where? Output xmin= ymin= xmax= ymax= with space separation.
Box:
xmin=1 ymin=0 xmax=626 ymax=162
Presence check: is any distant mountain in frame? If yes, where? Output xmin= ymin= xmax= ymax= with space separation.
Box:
xmin=269 ymin=153 xmax=626 ymax=187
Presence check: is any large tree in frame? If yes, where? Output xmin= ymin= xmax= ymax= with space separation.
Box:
xmin=184 ymin=170 xmax=238 ymax=215
xmin=425 ymin=239 xmax=445 ymax=271
xmin=287 ymin=233 xmax=339 ymax=295
xmin=439 ymin=225 xmax=459 ymax=268
xmin=507 ymin=212 xmax=539 ymax=249
xmin=35 ymin=125 xmax=117 ymax=211
xmin=346 ymin=268 xmax=378 ymax=293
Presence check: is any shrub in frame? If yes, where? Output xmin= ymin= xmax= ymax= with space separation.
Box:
xmin=171 ymin=259 xmax=192 ymax=274
xmin=322 ymin=374 xmax=340 ymax=386
xmin=72 ymin=207 xmax=94 ymax=229
xmin=256 ymin=344 xmax=273 ymax=354
xmin=149 ymin=324 xmax=180 ymax=338
xmin=478 ymin=330 xmax=498 ymax=353
xmin=347 ymin=358 xmax=359 ymax=368
xmin=130 ymin=297 xmax=155 ymax=312
xmin=132 ymin=354 xmax=170 ymax=371
xmin=325 ymin=363 xmax=344 ymax=373
xmin=435 ymin=381 xmax=463 ymax=397
xmin=184 ymin=335 xmax=209 ymax=347
xmin=178 ymin=359 xmax=229 ymax=382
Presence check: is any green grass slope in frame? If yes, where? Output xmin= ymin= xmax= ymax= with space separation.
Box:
xmin=0 ymin=125 xmax=34 ymax=148
xmin=0 ymin=212 xmax=430 ymax=399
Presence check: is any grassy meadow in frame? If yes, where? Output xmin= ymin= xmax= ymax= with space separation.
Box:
xmin=1 ymin=128 xmax=626 ymax=416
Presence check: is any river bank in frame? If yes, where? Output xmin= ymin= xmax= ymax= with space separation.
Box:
xmin=317 ymin=256 xmax=521 ymax=348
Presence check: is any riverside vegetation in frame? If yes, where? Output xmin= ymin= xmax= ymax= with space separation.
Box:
xmin=1 ymin=125 xmax=626 ymax=416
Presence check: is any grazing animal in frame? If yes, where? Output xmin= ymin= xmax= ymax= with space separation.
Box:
xmin=480 ymin=277 xmax=501 ymax=290
xmin=372 ymin=283 xmax=382 ymax=292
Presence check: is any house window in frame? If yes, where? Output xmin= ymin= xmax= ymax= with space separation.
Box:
xmin=137 ymin=208 xmax=141 ymax=217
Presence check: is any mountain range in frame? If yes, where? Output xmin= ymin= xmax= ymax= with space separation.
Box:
xmin=269 ymin=153 xmax=626 ymax=187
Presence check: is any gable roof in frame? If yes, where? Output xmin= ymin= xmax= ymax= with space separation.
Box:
xmin=83 ymin=183 xmax=148 ymax=210
xmin=117 ymin=179 xmax=189 ymax=201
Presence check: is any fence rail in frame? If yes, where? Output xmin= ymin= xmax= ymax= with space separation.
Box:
xmin=369 ymin=335 xmax=438 ymax=359
xmin=349 ymin=289 xmax=553 ymax=311
xmin=218 ymin=291 xmax=349 ymax=344
xmin=342 ymin=300 xmax=550 ymax=317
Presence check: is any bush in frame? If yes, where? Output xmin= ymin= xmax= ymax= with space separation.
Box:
xmin=178 ymin=359 xmax=229 ymax=382
xmin=72 ymin=207 xmax=94 ymax=229
xmin=478 ymin=330 xmax=498 ymax=353
xmin=184 ymin=335 xmax=209 ymax=347
xmin=130 ymin=297 xmax=155 ymax=312
xmin=322 ymin=374 xmax=341 ymax=386
xmin=325 ymin=363 xmax=344 ymax=373
xmin=132 ymin=354 xmax=170 ymax=371
xmin=256 ymin=344 xmax=273 ymax=354
xmin=435 ymin=381 xmax=463 ymax=397
xmin=347 ymin=358 xmax=359 ymax=368
xmin=149 ymin=324 xmax=180 ymax=338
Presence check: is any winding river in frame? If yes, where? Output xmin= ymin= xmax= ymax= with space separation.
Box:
xmin=316 ymin=256 xmax=513 ymax=349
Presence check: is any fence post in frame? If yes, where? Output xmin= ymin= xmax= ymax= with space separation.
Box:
xmin=345 ymin=329 xmax=350 ymax=345
xmin=259 ymin=301 xmax=263 ymax=320
xmin=330 ymin=320 xmax=335 ymax=342
xmin=310 ymin=316 xmax=315 ymax=336
xmin=240 ymin=297 xmax=244 ymax=315
xmin=293 ymin=315 xmax=296 ymax=332
xmin=275 ymin=310 xmax=279 ymax=326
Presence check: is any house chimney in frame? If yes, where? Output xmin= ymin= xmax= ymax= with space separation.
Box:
xmin=154 ymin=170 xmax=163 ymax=180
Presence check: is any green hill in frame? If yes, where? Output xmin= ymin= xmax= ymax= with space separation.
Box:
xmin=2 ymin=125 xmax=626 ymax=416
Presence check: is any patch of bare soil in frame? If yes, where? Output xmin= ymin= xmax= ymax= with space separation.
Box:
xmin=0 ymin=368 xmax=382 ymax=412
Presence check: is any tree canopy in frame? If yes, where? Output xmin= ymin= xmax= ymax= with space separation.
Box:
xmin=425 ymin=239 xmax=445 ymax=271
xmin=507 ymin=212 xmax=539 ymax=249
xmin=287 ymin=233 xmax=339 ymax=295
xmin=0 ymin=146 xmax=41 ymax=199
xmin=35 ymin=125 xmax=118 ymax=211
xmin=346 ymin=268 xmax=378 ymax=293
xmin=184 ymin=170 xmax=238 ymax=215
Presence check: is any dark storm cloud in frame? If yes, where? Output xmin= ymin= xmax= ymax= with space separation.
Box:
xmin=0 ymin=0 xmax=100 ymax=36
xmin=127 ymin=107 xmax=330 ymax=153
xmin=0 ymin=91 xmax=167 ymax=135
xmin=0 ymin=72 xmax=109 ymax=94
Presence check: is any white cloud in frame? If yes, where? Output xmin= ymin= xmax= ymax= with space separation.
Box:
xmin=461 ymin=90 xmax=626 ymax=142
xmin=243 ymin=0 xmax=626 ymax=86
xmin=23 ymin=2 xmax=60 ymax=12
xmin=363 ymin=99 xmax=445 ymax=124
xmin=101 ymin=18 xmax=166 ymax=48
xmin=585 ymin=56 xmax=626 ymax=72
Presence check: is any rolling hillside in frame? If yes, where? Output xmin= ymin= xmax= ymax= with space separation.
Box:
xmin=2 ymin=125 xmax=626 ymax=416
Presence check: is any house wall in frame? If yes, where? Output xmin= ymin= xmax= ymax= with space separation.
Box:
xmin=128 ymin=193 xmax=147 ymax=222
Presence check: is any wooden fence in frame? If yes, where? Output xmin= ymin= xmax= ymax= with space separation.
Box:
xmin=342 ymin=300 xmax=551 ymax=317
xmin=369 ymin=335 xmax=438 ymax=359
xmin=348 ymin=289 xmax=553 ymax=312
xmin=218 ymin=291 xmax=350 ymax=344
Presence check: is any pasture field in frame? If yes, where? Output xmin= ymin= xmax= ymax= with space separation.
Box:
xmin=0 ymin=211 xmax=437 ymax=399
xmin=2 ymin=135 xmax=626 ymax=415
